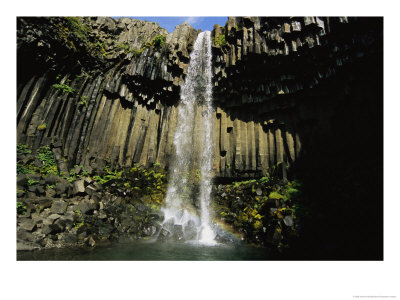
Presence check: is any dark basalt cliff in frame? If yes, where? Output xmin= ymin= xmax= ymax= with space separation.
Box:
xmin=17 ymin=17 xmax=382 ymax=179
xmin=17 ymin=17 xmax=383 ymax=258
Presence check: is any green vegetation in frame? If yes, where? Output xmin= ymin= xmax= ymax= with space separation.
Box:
xmin=17 ymin=144 xmax=32 ymax=155
xmin=79 ymin=96 xmax=88 ymax=107
xmin=215 ymin=33 xmax=227 ymax=46
xmin=73 ymin=209 xmax=85 ymax=230
xmin=215 ymin=164 xmax=307 ymax=247
xmin=17 ymin=144 xmax=58 ymax=176
xmin=17 ymin=202 xmax=27 ymax=215
xmin=28 ymin=178 xmax=39 ymax=186
xmin=152 ymin=35 xmax=166 ymax=49
xmin=67 ymin=165 xmax=91 ymax=182
xmin=37 ymin=123 xmax=47 ymax=131
xmin=55 ymin=17 xmax=108 ymax=59
xmin=93 ymin=164 xmax=168 ymax=208
xmin=52 ymin=79 xmax=75 ymax=94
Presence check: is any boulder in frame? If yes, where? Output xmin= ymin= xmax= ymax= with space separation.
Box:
xmin=17 ymin=229 xmax=36 ymax=242
xmin=37 ymin=197 xmax=53 ymax=209
xmin=172 ymin=225 xmax=184 ymax=242
xmin=283 ymin=215 xmax=294 ymax=227
xmin=35 ymin=185 xmax=45 ymax=196
xmin=27 ymin=173 xmax=41 ymax=181
xmin=73 ymin=165 xmax=81 ymax=175
xmin=73 ymin=179 xmax=86 ymax=195
xmin=17 ymin=240 xmax=39 ymax=251
xmin=158 ymin=228 xmax=170 ymax=241
xmin=50 ymin=200 xmax=68 ymax=214
xmin=18 ymin=218 xmax=36 ymax=232
xmin=45 ymin=188 xmax=57 ymax=198
xmin=47 ymin=213 xmax=61 ymax=223
xmin=87 ymin=236 xmax=96 ymax=247
xmin=85 ymin=185 xmax=97 ymax=196
xmin=77 ymin=198 xmax=96 ymax=215
xmin=55 ymin=181 xmax=69 ymax=196
xmin=44 ymin=174 xmax=60 ymax=185
xmin=59 ymin=232 xmax=78 ymax=244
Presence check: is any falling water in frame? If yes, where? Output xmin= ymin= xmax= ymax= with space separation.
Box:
xmin=161 ymin=31 xmax=216 ymax=245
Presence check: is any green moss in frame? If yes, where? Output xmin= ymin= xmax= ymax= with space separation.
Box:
xmin=215 ymin=34 xmax=226 ymax=46
xmin=37 ymin=123 xmax=47 ymax=131
xmin=269 ymin=191 xmax=283 ymax=200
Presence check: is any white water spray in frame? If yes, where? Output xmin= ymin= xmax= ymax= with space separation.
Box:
xmin=161 ymin=31 xmax=216 ymax=245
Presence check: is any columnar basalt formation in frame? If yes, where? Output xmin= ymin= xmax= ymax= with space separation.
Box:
xmin=17 ymin=17 xmax=382 ymax=179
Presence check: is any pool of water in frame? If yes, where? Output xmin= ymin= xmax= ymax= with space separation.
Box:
xmin=17 ymin=240 xmax=273 ymax=261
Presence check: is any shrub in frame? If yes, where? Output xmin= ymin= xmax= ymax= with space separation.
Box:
xmin=17 ymin=144 xmax=32 ymax=155
xmin=152 ymin=35 xmax=166 ymax=49
xmin=52 ymin=83 xmax=75 ymax=94
xmin=215 ymin=34 xmax=226 ymax=46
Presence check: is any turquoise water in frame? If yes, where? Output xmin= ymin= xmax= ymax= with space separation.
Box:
xmin=17 ymin=241 xmax=273 ymax=261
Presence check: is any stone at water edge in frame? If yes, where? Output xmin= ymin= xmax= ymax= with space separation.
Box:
xmin=158 ymin=228 xmax=170 ymax=241
xmin=18 ymin=218 xmax=36 ymax=232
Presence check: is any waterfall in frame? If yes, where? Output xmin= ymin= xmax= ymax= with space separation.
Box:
xmin=161 ymin=31 xmax=216 ymax=245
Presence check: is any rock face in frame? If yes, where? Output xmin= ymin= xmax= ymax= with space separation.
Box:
xmin=16 ymin=16 xmax=382 ymax=180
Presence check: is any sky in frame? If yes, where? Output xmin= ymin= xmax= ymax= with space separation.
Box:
xmin=117 ymin=17 xmax=228 ymax=33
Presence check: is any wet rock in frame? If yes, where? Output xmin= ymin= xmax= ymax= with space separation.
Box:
xmin=17 ymin=240 xmax=40 ymax=251
xmin=59 ymin=232 xmax=78 ymax=244
xmin=50 ymin=200 xmax=67 ymax=214
xmin=272 ymin=228 xmax=282 ymax=245
xmin=183 ymin=220 xmax=197 ymax=240
xmin=87 ymin=236 xmax=96 ymax=247
xmin=135 ymin=203 xmax=148 ymax=213
xmin=143 ymin=226 xmax=157 ymax=236
xmin=172 ymin=225 xmax=184 ymax=242
xmin=283 ymin=215 xmax=294 ymax=227
xmin=158 ymin=228 xmax=170 ymax=241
